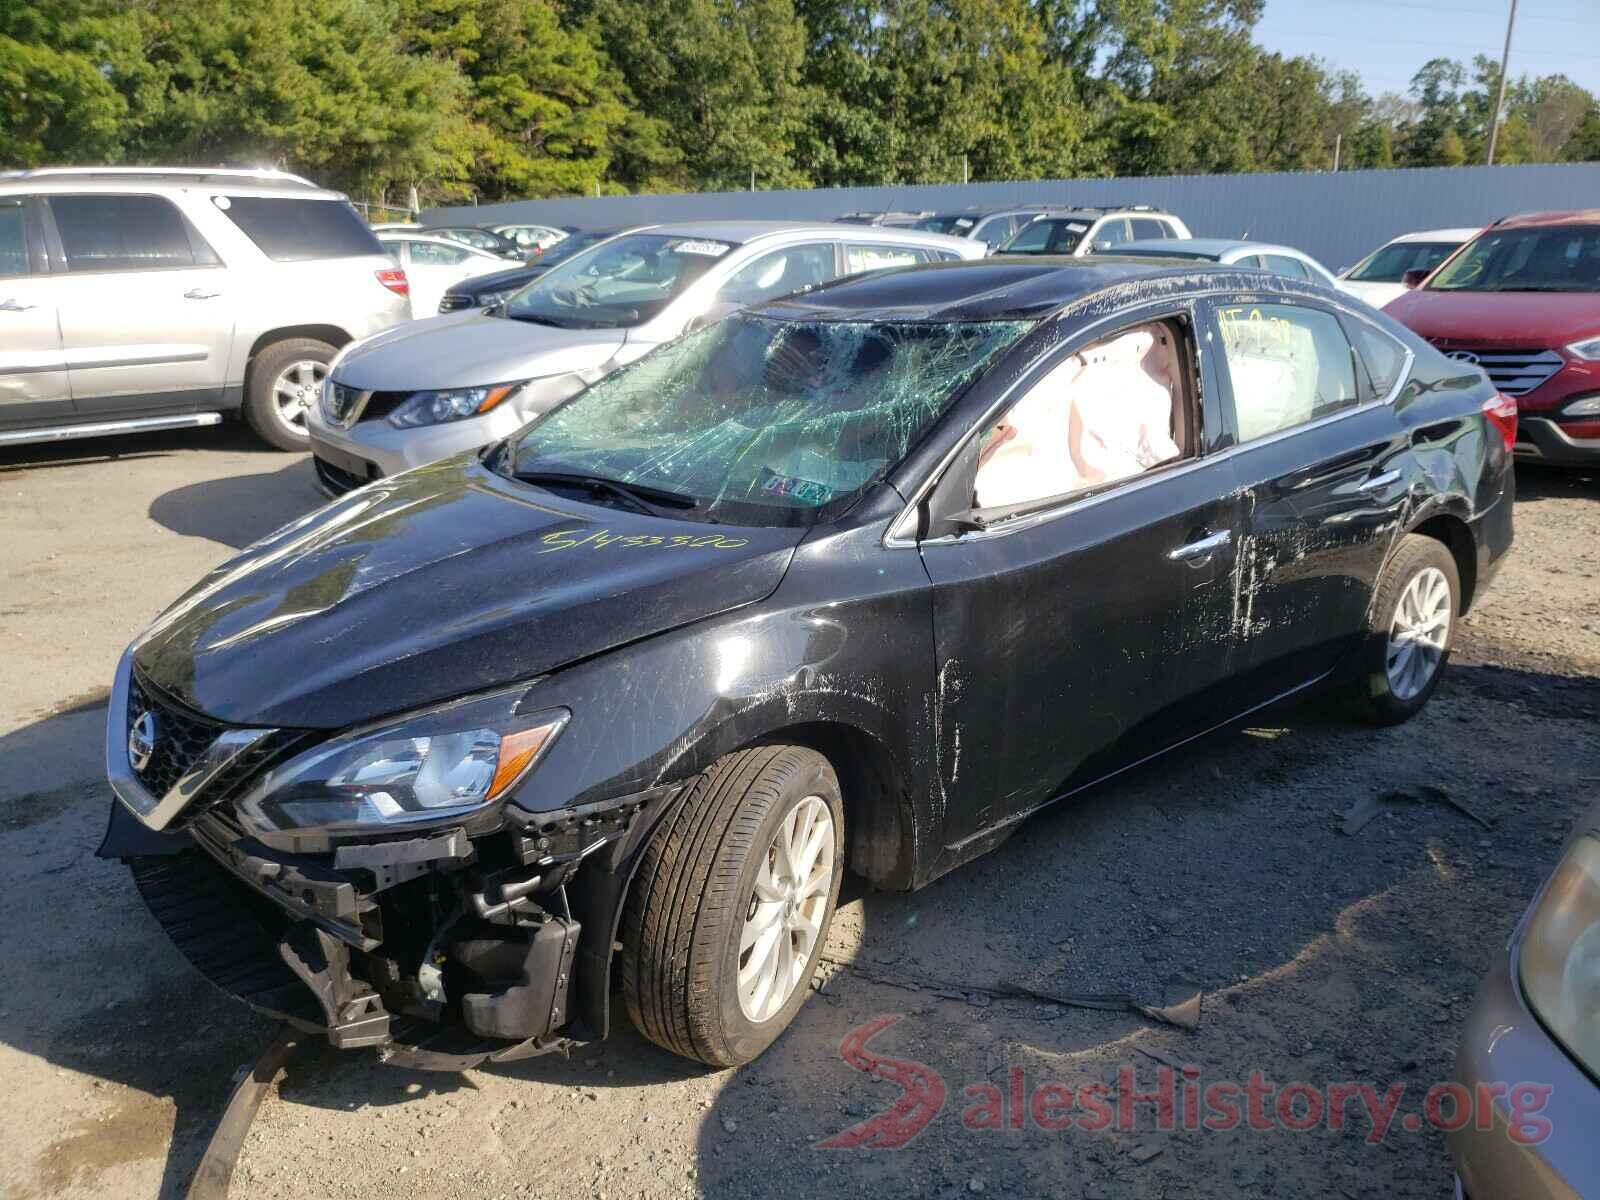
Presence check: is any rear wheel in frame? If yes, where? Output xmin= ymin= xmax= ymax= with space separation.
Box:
xmin=1347 ymin=533 xmax=1459 ymax=724
xmin=621 ymin=745 xmax=843 ymax=1067
xmin=244 ymin=337 xmax=335 ymax=451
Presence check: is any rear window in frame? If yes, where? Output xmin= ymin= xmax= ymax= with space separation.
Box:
xmin=214 ymin=196 xmax=383 ymax=262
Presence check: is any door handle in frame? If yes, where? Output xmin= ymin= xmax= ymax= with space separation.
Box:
xmin=1356 ymin=468 xmax=1402 ymax=494
xmin=1169 ymin=528 xmax=1232 ymax=562
xmin=0 ymin=299 xmax=35 ymax=312
xmin=184 ymin=288 xmax=222 ymax=300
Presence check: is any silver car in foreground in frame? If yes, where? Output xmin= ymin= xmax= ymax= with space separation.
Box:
xmin=0 ymin=166 xmax=409 ymax=451
xmin=1451 ymin=799 xmax=1600 ymax=1199
xmin=308 ymin=220 xmax=982 ymax=492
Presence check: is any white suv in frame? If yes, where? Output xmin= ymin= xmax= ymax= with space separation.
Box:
xmin=996 ymin=206 xmax=1192 ymax=257
xmin=0 ymin=167 xmax=410 ymax=451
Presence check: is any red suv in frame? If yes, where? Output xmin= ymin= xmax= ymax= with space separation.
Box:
xmin=1386 ymin=210 xmax=1600 ymax=467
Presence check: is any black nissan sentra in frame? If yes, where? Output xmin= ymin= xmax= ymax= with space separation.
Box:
xmin=100 ymin=258 xmax=1514 ymax=1069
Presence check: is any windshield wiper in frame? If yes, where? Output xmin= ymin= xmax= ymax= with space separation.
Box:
xmin=512 ymin=470 xmax=701 ymax=517
xmin=504 ymin=311 xmax=575 ymax=328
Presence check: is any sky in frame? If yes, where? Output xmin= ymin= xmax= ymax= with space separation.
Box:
xmin=1253 ymin=0 xmax=1600 ymax=99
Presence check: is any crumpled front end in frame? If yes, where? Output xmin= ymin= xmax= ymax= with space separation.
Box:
xmin=100 ymin=653 xmax=669 ymax=1071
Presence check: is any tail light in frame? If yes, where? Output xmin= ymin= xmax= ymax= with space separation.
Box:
xmin=376 ymin=267 xmax=410 ymax=297
xmin=1482 ymin=392 xmax=1518 ymax=451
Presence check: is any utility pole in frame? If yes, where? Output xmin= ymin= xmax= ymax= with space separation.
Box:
xmin=1333 ymin=133 xmax=1342 ymax=172
xmin=750 ymin=166 xmax=756 ymax=192
xmin=1485 ymin=0 xmax=1518 ymax=165
xmin=963 ymin=153 xmax=969 ymax=185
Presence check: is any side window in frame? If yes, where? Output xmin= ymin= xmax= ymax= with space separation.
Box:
xmin=1261 ymin=254 xmax=1311 ymax=280
xmin=1345 ymin=318 xmax=1409 ymax=401
xmin=972 ymin=319 xmax=1192 ymax=511
xmin=0 ymin=198 xmax=29 ymax=277
xmin=1091 ymin=218 xmax=1131 ymax=250
xmin=844 ymin=242 xmax=926 ymax=273
xmin=378 ymin=240 xmax=404 ymax=264
xmin=1216 ymin=303 xmax=1361 ymax=441
xmin=1129 ymin=218 xmax=1169 ymax=241
xmin=719 ymin=243 xmax=837 ymax=304
xmin=410 ymin=240 xmax=473 ymax=266
xmin=49 ymin=194 xmax=200 ymax=272
xmin=1003 ymin=219 xmax=1053 ymax=253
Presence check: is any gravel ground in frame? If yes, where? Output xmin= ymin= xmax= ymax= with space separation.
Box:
xmin=0 ymin=427 xmax=1596 ymax=1200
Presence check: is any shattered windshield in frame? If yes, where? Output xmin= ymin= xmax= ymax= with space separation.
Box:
xmin=1427 ymin=226 xmax=1600 ymax=293
xmin=502 ymin=232 xmax=737 ymax=329
xmin=502 ymin=315 xmax=1033 ymax=526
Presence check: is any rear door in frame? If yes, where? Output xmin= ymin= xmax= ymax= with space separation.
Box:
xmin=0 ymin=195 xmax=74 ymax=430
xmin=1206 ymin=296 xmax=1410 ymax=703
xmin=917 ymin=304 xmax=1245 ymax=848
xmin=45 ymin=192 xmax=234 ymax=417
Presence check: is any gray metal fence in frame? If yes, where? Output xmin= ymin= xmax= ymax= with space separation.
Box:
xmin=425 ymin=162 xmax=1599 ymax=272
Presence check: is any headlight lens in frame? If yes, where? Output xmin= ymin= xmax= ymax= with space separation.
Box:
xmin=1519 ymin=832 xmax=1600 ymax=1077
xmin=236 ymin=692 xmax=567 ymax=836
xmin=388 ymin=382 xmax=526 ymax=429
xmin=1562 ymin=393 xmax=1600 ymax=418
xmin=1567 ymin=336 xmax=1600 ymax=361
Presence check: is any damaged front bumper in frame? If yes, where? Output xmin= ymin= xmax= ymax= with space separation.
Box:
xmin=100 ymin=660 xmax=676 ymax=1071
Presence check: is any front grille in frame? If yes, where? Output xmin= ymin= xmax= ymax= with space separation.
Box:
xmin=127 ymin=673 xmax=226 ymax=798
xmin=1430 ymin=344 xmax=1564 ymax=396
xmin=439 ymin=293 xmax=473 ymax=313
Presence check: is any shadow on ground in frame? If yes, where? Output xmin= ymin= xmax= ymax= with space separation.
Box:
xmin=147 ymin=459 xmax=324 ymax=550
xmin=0 ymin=422 xmax=276 ymax=475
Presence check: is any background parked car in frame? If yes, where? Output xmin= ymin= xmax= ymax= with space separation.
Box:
xmin=0 ymin=166 xmax=409 ymax=451
xmin=1386 ymin=210 xmax=1600 ymax=468
xmin=912 ymin=207 xmax=1045 ymax=252
xmin=491 ymin=222 xmax=571 ymax=253
xmin=376 ymin=231 xmax=507 ymax=318
xmin=437 ymin=227 xmax=635 ymax=313
xmin=995 ymin=206 xmax=1191 ymax=256
xmin=1097 ymin=237 xmax=1355 ymax=294
xmin=425 ymin=225 xmax=528 ymax=260
xmin=308 ymin=220 xmax=983 ymax=493
xmin=1337 ymin=227 xmax=1480 ymax=308
xmin=833 ymin=211 xmax=930 ymax=227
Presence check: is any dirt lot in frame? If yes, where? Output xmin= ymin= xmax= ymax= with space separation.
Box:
xmin=1 ymin=426 xmax=1597 ymax=1200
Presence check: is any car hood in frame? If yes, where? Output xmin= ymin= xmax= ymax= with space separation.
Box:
xmin=449 ymin=263 xmax=546 ymax=295
xmin=333 ymin=311 xmax=627 ymax=391
xmin=1386 ymin=288 xmax=1600 ymax=348
xmin=131 ymin=457 xmax=804 ymax=729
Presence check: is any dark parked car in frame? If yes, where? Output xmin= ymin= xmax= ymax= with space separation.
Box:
xmin=436 ymin=227 xmax=630 ymax=313
xmin=99 ymin=258 xmax=1513 ymax=1071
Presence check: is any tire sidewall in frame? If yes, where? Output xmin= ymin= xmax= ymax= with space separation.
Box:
xmin=711 ymin=756 xmax=844 ymax=1064
xmin=246 ymin=338 xmax=334 ymax=451
xmin=1362 ymin=537 xmax=1460 ymax=721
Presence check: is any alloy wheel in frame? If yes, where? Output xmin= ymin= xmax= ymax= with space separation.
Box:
xmin=737 ymin=795 xmax=835 ymax=1023
xmin=1386 ymin=566 xmax=1451 ymax=701
xmin=272 ymin=359 xmax=327 ymax=432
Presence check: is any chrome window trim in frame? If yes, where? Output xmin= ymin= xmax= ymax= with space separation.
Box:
xmin=884 ymin=286 xmax=1414 ymax=550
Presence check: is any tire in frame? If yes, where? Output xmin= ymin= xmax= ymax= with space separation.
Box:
xmin=1346 ymin=533 xmax=1460 ymax=725
xmin=243 ymin=337 xmax=336 ymax=451
xmin=621 ymin=745 xmax=844 ymax=1067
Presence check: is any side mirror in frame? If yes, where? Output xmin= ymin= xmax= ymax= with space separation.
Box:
xmin=1401 ymin=268 xmax=1429 ymax=290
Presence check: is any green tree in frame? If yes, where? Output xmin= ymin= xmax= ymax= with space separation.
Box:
xmin=0 ymin=1 xmax=132 ymax=165
xmin=1435 ymin=127 xmax=1468 ymax=166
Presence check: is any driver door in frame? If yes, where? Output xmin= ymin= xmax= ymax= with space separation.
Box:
xmin=917 ymin=306 xmax=1245 ymax=849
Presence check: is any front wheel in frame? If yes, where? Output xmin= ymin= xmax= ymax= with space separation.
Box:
xmin=1346 ymin=533 xmax=1460 ymax=725
xmin=621 ymin=745 xmax=844 ymax=1067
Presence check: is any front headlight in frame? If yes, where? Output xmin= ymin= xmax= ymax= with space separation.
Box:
xmin=1519 ymin=832 xmax=1600 ymax=1077
xmin=388 ymin=382 xmax=527 ymax=429
xmin=236 ymin=691 xmax=567 ymax=837
xmin=1567 ymin=336 xmax=1600 ymax=361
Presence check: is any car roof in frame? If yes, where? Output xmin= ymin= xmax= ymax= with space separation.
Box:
xmin=1387 ymin=227 xmax=1480 ymax=243
xmin=1112 ymin=237 xmax=1307 ymax=259
xmin=617 ymin=219 xmax=974 ymax=251
xmin=756 ymin=257 xmax=1292 ymax=323
xmin=1030 ymin=206 xmax=1172 ymax=219
xmin=1493 ymin=209 xmax=1600 ymax=229
xmin=0 ymin=169 xmax=346 ymax=202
